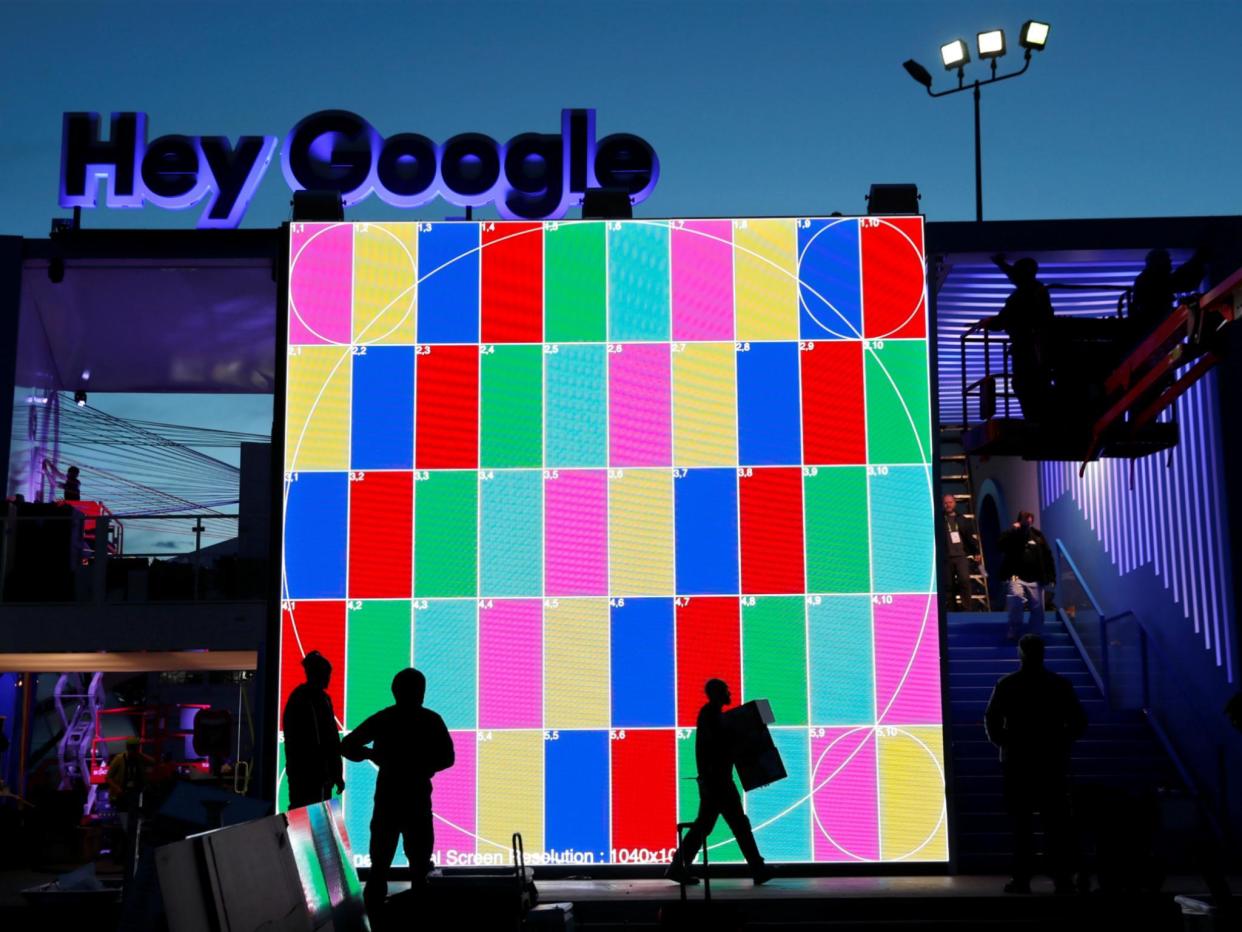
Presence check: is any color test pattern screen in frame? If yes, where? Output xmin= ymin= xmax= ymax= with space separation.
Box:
xmin=277 ymin=217 xmax=946 ymax=866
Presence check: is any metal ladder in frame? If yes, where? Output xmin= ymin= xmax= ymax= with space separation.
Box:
xmin=938 ymin=424 xmax=990 ymax=610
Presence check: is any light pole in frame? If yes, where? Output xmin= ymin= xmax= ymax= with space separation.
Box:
xmin=903 ymin=21 xmax=1050 ymax=221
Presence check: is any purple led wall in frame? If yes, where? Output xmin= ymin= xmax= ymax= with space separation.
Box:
xmin=1039 ymin=371 xmax=1233 ymax=682
xmin=936 ymin=256 xmax=1190 ymax=422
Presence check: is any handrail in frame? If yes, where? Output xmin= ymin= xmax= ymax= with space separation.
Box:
xmin=959 ymin=321 xmax=1012 ymax=425
xmin=1056 ymin=602 xmax=1106 ymax=698
xmin=1053 ymin=537 xmax=1229 ymax=843
xmin=1054 ymin=540 xmax=1107 ymax=617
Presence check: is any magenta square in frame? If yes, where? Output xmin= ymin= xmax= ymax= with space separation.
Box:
xmin=478 ymin=599 xmax=542 ymax=728
xmin=609 ymin=343 xmax=671 ymax=466
xmin=432 ymin=731 xmax=476 ymax=863
xmin=545 ymin=470 xmax=608 ymax=596
xmin=811 ymin=727 xmax=878 ymax=861
xmin=874 ymin=594 xmax=942 ymax=725
xmin=289 ymin=223 xmax=353 ymax=345
xmin=672 ymin=220 xmax=734 ymax=341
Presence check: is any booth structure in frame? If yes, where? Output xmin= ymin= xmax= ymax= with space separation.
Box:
xmin=2 ymin=213 xmax=1241 ymax=880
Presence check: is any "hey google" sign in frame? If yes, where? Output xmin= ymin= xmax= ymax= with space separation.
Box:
xmin=59 ymin=109 xmax=659 ymax=228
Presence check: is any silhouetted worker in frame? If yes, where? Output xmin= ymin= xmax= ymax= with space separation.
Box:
xmin=62 ymin=466 xmax=81 ymax=501
xmin=667 ymin=679 xmax=773 ymax=886
xmin=985 ymin=634 xmax=1086 ymax=894
xmin=998 ymin=512 xmax=1055 ymax=642
xmin=942 ymin=494 xmax=981 ymax=611
xmin=1129 ymin=247 xmax=1208 ymax=344
xmin=983 ymin=254 xmax=1056 ymax=421
xmin=107 ymin=736 xmax=154 ymax=882
xmin=341 ymin=668 xmax=454 ymax=909
xmin=282 ymin=650 xmax=344 ymax=808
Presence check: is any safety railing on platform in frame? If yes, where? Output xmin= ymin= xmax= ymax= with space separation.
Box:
xmin=959 ymin=321 xmax=1017 ymax=426
xmin=0 ymin=506 xmax=267 ymax=603
xmin=1053 ymin=538 xmax=1234 ymax=842
xmin=957 ymin=282 xmax=1135 ymax=432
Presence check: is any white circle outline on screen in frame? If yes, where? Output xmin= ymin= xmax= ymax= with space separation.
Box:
xmin=280 ymin=217 xmax=942 ymax=862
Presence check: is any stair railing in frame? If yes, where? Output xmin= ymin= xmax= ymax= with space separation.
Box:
xmin=1053 ymin=538 xmax=1233 ymax=844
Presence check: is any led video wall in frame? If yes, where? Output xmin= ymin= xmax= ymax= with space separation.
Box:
xmin=278 ymin=217 xmax=945 ymax=866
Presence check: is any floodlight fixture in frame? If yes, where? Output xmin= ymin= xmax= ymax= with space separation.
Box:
xmin=905 ymin=20 xmax=1049 ymax=221
xmin=74 ymin=390 xmax=88 ymax=407
xmin=977 ymin=29 xmax=1006 ymax=60
xmin=941 ymin=39 xmax=970 ymax=70
xmin=902 ymin=59 xmax=933 ymax=89
xmin=1019 ymin=20 xmax=1050 ymax=50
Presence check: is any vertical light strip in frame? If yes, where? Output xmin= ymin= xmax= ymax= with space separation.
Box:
xmin=1187 ymin=387 xmax=1207 ymax=644
xmin=1208 ymin=385 xmax=1232 ymax=675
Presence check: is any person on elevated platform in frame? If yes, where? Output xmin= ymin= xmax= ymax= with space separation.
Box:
xmin=62 ymin=465 xmax=81 ymax=501
xmin=1128 ymin=247 xmax=1208 ymax=347
xmin=983 ymin=254 xmax=1056 ymax=422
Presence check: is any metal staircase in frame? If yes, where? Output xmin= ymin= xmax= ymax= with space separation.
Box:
xmin=937 ymin=425 xmax=990 ymax=610
xmin=946 ymin=613 xmax=1179 ymax=873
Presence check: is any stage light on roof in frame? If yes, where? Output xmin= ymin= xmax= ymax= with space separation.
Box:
xmin=1020 ymin=20 xmax=1050 ymax=50
xmin=941 ymin=39 xmax=970 ymax=70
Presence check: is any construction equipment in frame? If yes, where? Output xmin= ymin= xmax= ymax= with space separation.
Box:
xmin=54 ymin=671 xmax=105 ymax=815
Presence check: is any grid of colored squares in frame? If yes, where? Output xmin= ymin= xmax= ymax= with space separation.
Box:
xmin=283 ymin=465 xmax=936 ymax=599
xmin=277 ymin=594 xmax=944 ymax=863
xmin=278 ymin=595 xmax=940 ymax=732
xmin=285 ymin=339 xmax=932 ymax=472
xmin=279 ymin=218 xmax=944 ymax=865
xmin=288 ymin=217 xmax=926 ymax=349
xmin=280 ymin=725 xmax=947 ymax=866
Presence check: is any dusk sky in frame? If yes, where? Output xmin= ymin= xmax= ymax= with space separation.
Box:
xmin=3 ymin=0 xmax=1240 ymax=233
xmin=4 ymin=0 xmax=1240 ymax=514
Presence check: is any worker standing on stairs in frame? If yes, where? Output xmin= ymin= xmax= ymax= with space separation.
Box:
xmin=997 ymin=512 xmax=1055 ymax=642
xmin=941 ymin=494 xmax=981 ymax=612
xmin=984 ymin=634 xmax=1086 ymax=895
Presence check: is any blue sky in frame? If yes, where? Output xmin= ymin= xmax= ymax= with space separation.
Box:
xmin=3 ymin=0 xmax=1240 ymax=233
xmin=4 ymin=0 xmax=1241 ymax=502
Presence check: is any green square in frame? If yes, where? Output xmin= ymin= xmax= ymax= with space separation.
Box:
xmin=345 ymin=600 xmax=411 ymax=727
xmin=865 ymin=341 xmax=931 ymax=464
xmin=414 ymin=471 xmax=477 ymax=597
xmin=804 ymin=467 xmax=871 ymax=592
xmin=481 ymin=345 xmax=542 ymax=468
xmin=545 ymin=222 xmax=607 ymax=343
xmin=742 ymin=596 xmax=808 ymax=725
